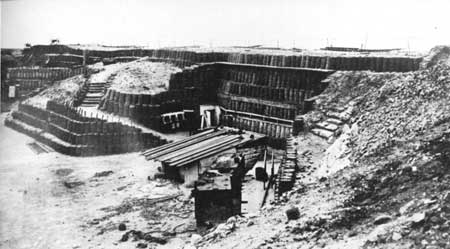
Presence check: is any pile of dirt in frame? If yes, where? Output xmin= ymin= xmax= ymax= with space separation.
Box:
xmin=420 ymin=45 xmax=450 ymax=68
xmin=109 ymin=59 xmax=181 ymax=94
xmin=24 ymin=74 xmax=85 ymax=108
xmin=298 ymin=46 xmax=450 ymax=248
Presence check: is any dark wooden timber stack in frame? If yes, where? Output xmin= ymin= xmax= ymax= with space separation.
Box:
xmin=274 ymin=136 xmax=298 ymax=202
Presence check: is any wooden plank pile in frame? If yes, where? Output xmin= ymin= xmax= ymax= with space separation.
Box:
xmin=274 ymin=136 xmax=298 ymax=202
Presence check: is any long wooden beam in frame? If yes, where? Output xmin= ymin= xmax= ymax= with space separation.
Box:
xmin=142 ymin=129 xmax=215 ymax=156
xmin=144 ymin=129 xmax=229 ymax=159
xmin=158 ymin=135 xmax=237 ymax=162
xmin=165 ymin=136 xmax=239 ymax=164
xmin=169 ymin=139 xmax=242 ymax=167
xmin=145 ymin=130 xmax=228 ymax=160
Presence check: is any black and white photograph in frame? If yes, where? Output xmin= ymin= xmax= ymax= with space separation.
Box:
xmin=1 ymin=0 xmax=450 ymax=248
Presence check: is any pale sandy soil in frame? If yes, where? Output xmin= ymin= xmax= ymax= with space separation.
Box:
xmin=24 ymin=75 xmax=85 ymax=108
xmin=0 ymin=113 xmax=193 ymax=249
xmin=242 ymin=159 xmax=280 ymax=214
xmin=108 ymin=60 xmax=181 ymax=94
xmin=0 ymin=112 xmax=270 ymax=249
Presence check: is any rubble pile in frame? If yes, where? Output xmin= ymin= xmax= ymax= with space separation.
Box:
xmin=301 ymin=46 xmax=450 ymax=248
xmin=192 ymin=215 xmax=250 ymax=248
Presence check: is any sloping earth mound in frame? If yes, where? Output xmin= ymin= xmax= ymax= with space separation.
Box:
xmin=21 ymin=59 xmax=181 ymax=109
xmin=24 ymin=74 xmax=85 ymax=108
xmin=197 ymin=46 xmax=450 ymax=249
xmin=108 ymin=60 xmax=181 ymax=94
xmin=421 ymin=45 xmax=450 ymax=68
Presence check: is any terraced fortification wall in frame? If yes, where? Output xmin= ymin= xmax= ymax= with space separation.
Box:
xmin=98 ymin=87 xmax=202 ymax=130
xmin=165 ymin=63 xmax=333 ymax=144
xmin=22 ymin=45 xmax=424 ymax=144
xmin=5 ymin=66 xmax=86 ymax=96
xmin=5 ymin=101 xmax=167 ymax=156
xmin=26 ymin=44 xmax=422 ymax=72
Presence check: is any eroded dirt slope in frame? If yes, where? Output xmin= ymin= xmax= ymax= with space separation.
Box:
xmin=197 ymin=46 xmax=450 ymax=249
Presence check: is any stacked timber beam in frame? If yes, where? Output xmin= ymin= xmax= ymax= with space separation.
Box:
xmin=274 ymin=137 xmax=298 ymax=202
xmin=143 ymin=129 xmax=225 ymax=159
xmin=5 ymin=101 xmax=167 ymax=156
xmin=143 ymin=127 xmax=264 ymax=171
xmin=143 ymin=129 xmax=244 ymax=168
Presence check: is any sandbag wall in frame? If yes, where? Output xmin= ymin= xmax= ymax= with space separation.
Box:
xmin=89 ymin=49 xmax=147 ymax=58
xmin=27 ymin=45 xmax=82 ymax=56
xmin=165 ymin=63 xmax=331 ymax=142
xmin=7 ymin=66 xmax=85 ymax=80
xmin=6 ymin=66 xmax=86 ymax=94
xmin=214 ymin=64 xmax=332 ymax=144
xmin=225 ymin=53 xmax=422 ymax=72
xmin=45 ymin=54 xmax=100 ymax=67
xmin=26 ymin=45 xmax=423 ymax=72
xmin=216 ymin=63 xmax=333 ymax=120
xmin=9 ymin=79 xmax=51 ymax=92
xmin=168 ymin=63 xmax=220 ymax=103
xmin=6 ymin=101 xmax=167 ymax=156
xmin=149 ymin=50 xmax=228 ymax=68
xmin=146 ymin=50 xmax=422 ymax=72
xmin=98 ymin=87 xmax=201 ymax=130
xmin=149 ymin=50 xmax=421 ymax=72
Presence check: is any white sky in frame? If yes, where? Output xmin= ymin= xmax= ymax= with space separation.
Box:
xmin=1 ymin=0 xmax=450 ymax=51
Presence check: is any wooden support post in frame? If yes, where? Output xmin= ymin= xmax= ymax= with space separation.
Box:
xmin=263 ymin=148 xmax=267 ymax=190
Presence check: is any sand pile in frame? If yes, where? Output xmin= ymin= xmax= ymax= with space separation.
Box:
xmin=109 ymin=60 xmax=181 ymax=94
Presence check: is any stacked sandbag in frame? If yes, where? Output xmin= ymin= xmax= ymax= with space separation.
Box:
xmin=6 ymin=101 xmax=167 ymax=156
xmin=99 ymin=87 xmax=201 ymax=130
xmin=216 ymin=64 xmax=332 ymax=120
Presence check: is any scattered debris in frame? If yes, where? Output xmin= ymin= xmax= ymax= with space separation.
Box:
xmin=286 ymin=206 xmax=300 ymax=220
xmin=120 ymin=230 xmax=168 ymax=245
xmin=94 ymin=171 xmax=114 ymax=177
xmin=55 ymin=168 xmax=74 ymax=176
xmin=63 ymin=181 xmax=84 ymax=188
xmin=118 ymin=223 xmax=127 ymax=231
xmin=373 ymin=214 xmax=392 ymax=225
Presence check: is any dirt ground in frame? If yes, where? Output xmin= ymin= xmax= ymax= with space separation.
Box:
xmin=0 ymin=112 xmax=195 ymax=249
xmin=0 ymin=111 xmax=272 ymax=249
